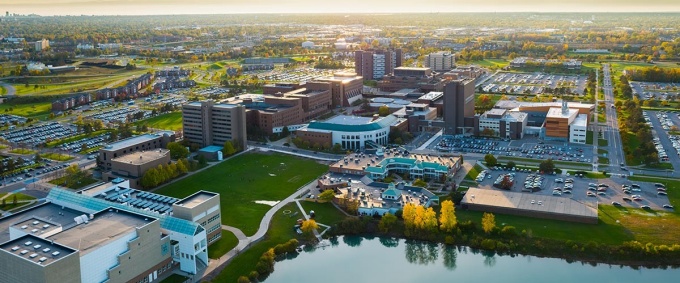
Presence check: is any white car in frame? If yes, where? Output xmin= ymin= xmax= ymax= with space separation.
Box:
xmin=555 ymin=178 xmax=564 ymax=183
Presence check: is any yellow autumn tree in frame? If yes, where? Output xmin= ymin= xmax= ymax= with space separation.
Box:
xmin=482 ymin=212 xmax=496 ymax=234
xmin=439 ymin=200 xmax=457 ymax=233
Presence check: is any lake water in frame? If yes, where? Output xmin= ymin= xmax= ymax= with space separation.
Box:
xmin=264 ymin=236 xmax=680 ymax=283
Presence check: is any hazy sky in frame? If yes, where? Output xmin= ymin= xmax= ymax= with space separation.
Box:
xmin=1 ymin=0 xmax=679 ymax=15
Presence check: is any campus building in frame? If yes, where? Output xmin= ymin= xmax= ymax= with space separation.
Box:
xmin=98 ymin=131 xmax=176 ymax=171
xmin=101 ymin=149 xmax=171 ymax=189
xmin=0 ymin=178 xmax=222 ymax=283
xmin=354 ymin=49 xmax=403 ymax=80
xmin=296 ymin=114 xmax=407 ymax=150
xmin=314 ymin=73 xmax=364 ymax=107
xmin=377 ymin=67 xmax=446 ymax=92
xmin=443 ymin=79 xmax=476 ymax=135
xmin=182 ymin=100 xmax=247 ymax=148
xmin=424 ymin=51 xmax=455 ymax=72
xmin=340 ymin=182 xmax=441 ymax=216
xmin=468 ymin=108 xmax=528 ymax=140
xmin=34 ymin=39 xmax=49 ymax=51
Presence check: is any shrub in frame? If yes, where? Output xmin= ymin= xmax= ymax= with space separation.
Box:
xmin=237 ymin=276 xmax=251 ymax=283
xmin=248 ymin=271 xmax=259 ymax=281
xmin=500 ymin=226 xmax=517 ymax=237
xmin=481 ymin=239 xmax=497 ymax=250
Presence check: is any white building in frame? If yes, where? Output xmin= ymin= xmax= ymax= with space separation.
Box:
xmin=372 ymin=53 xmax=387 ymax=80
xmin=297 ymin=114 xmax=404 ymax=150
xmin=569 ymin=114 xmax=588 ymax=144
xmin=424 ymin=51 xmax=455 ymax=71
xmin=34 ymin=39 xmax=49 ymax=51
xmin=301 ymin=41 xmax=315 ymax=49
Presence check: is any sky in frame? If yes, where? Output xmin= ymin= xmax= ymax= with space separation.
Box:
xmin=1 ymin=0 xmax=679 ymax=16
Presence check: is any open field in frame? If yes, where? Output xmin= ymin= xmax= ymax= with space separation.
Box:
xmin=156 ymin=152 xmax=328 ymax=235
xmin=134 ymin=112 xmax=183 ymax=131
xmin=159 ymin=274 xmax=189 ymax=283
xmin=0 ymin=193 xmax=37 ymax=211
xmin=599 ymin=205 xmax=680 ymax=245
xmin=469 ymin=59 xmax=509 ymax=69
xmin=0 ymin=102 xmax=52 ymax=118
xmin=300 ymin=201 xmax=348 ymax=226
xmin=9 ymin=68 xmax=150 ymax=96
xmin=207 ymin=230 xmax=240 ymax=259
xmin=41 ymin=152 xmax=74 ymax=161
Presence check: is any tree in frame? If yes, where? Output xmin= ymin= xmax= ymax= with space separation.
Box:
xmin=480 ymin=128 xmax=496 ymax=137
xmin=34 ymin=153 xmax=42 ymax=163
xmin=439 ymin=200 xmax=457 ymax=233
xmin=484 ymin=154 xmax=497 ymax=166
xmin=167 ymin=142 xmax=189 ymax=159
xmin=482 ymin=212 xmax=496 ymax=234
xmin=12 ymin=195 xmax=17 ymax=205
xmin=379 ymin=213 xmax=398 ymax=233
xmin=412 ymin=179 xmax=427 ymax=187
xmin=506 ymin=161 xmax=516 ymax=169
xmin=378 ymin=105 xmax=390 ymax=117
xmin=281 ymin=126 xmax=290 ymax=137
xmin=301 ymin=219 xmax=319 ymax=239
xmin=539 ymin=159 xmax=555 ymax=173
xmin=223 ymin=140 xmax=236 ymax=156
xmin=66 ymin=164 xmax=80 ymax=176
xmin=237 ymin=276 xmax=251 ymax=283
xmin=318 ymin=190 xmax=335 ymax=202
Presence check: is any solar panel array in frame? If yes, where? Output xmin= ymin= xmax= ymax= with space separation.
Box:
xmin=95 ymin=187 xmax=179 ymax=215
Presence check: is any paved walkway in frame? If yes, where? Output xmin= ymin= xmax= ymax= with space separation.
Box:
xmin=416 ymin=129 xmax=443 ymax=150
xmin=199 ymin=180 xmax=316 ymax=281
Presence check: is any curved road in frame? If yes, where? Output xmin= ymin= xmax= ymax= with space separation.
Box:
xmin=0 ymin=82 xmax=16 ymax=96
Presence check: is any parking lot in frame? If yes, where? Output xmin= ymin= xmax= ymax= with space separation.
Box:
xmin=480 ymin=72 xmax=587 ymax=96
xmin=474 ymin=168 xmax=673 ymax=211
xmin=430 ymin=135 xmax=594 ymax=164
xmin=245 ymin=67 xmax=349 ymax=83
xmin=0 ymin=114 xmax=28 ymax=127
xmin=57 ymin=133 xmax=110 ymax=153
xmin=86 ymin=107 xmax=151 ymax=124
xmin=646 ymin=110 xmax=680 ymax=166
xmin=0 ymin=122 xmax=77 ymax=147
xmin=631 ymin=81 xmax=680 ymax=101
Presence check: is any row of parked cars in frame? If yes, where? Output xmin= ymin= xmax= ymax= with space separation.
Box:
xmin=59 ymin=133 xmax=110 ymax=153
xmin=86 ymin=107 xmax=151 ymax=124
xmin=0 ymin=122 xmax=78 ymax=147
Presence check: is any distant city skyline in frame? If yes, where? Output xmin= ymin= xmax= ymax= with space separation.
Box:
xmin=1 ymin=0 xmax=679 ymax=16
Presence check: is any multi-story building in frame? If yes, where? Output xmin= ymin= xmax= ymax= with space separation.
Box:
xmin=182 ymin=101 xmax=247 ymax=148
xmin=469 ymin=108 xmax=528 ymax=140
xmin=424 ymin=51 xmax=455 ymax=72
xmin=98 ymin=131 xmax=176 ymax=171
xmin=0 ymin=177 xmax=225 ymax=283
xmin=101 ymin=149 xmax=171 ymax=188
xmin=34 ymin=39 xmax=49 ymax=51
xmin=377 ymin=67 xmax=445 ymax=92
xmin=443 ymin=79 xmax=475 ymax=135
xmin=295 ymin=114 xmax=407 ymax=150
xmin=354 ymin=49 xmax=403 ymax=80
xmin=314 ymin=73 xmax=363 ymax=107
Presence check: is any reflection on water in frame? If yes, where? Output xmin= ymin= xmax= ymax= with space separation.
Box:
xmin=264 ymin=236 xmax=680 ymax=283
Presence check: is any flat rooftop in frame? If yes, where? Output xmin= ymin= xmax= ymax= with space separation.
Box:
xmin=47 ymin=210 xmax=154 ymax=255
xmin=0 ymin=203 xmax=87 ymax=244
xmin=103 ymin=132 xmax=172 ymax=151
xmin=1 ymin=235 xmax=76 ymax=266
xmin=495 ymin=100 xmax=595 ymax=111
xmin=331 ymin=150 xmax=460 ymax=173
xmin=175 ymin=191 xmax=217 ymax=209
xmin=461 ymin=188 xmax=598 ymax=219
xmin=325 ymin=115 xmax=374 ymax=126
xmin=111 ymin=149 xmax=169 ymax=165
xmin=485 ymin=108 xmax=507 ymax=116
xmin=546 ymin=107 xmax=578 ymax=119
xmin=418 ymin=91 xmax=443 ymax=101
xmin=572 ymin=114 xmax=588 ymax=127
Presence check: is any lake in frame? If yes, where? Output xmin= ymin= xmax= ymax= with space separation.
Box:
xmin=264 ymin=236 xmax=680 ymax=283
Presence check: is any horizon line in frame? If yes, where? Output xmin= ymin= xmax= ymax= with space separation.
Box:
xmin=9 ymin=11 xmax=680 ymax=17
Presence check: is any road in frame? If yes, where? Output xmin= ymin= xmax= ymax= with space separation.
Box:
xmin=0 ymin=82 xmax=16 ymax=97
xmin=601 ymin=64 xmax=626 ymax=173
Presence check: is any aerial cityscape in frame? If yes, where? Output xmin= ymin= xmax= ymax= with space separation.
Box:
xmin=1 ymin=1 xmax=680 ymax=283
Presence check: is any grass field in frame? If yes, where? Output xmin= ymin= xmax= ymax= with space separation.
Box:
xmin=156 ymin=153 xmax=328 ymax=236
xmin=208 ymin=230 xmax=240 ymax=259
xmin=41 ymin=152 xmax=74 ymax=161
xmin=134 ymin=112 xmax=183 ymax=131
xmin=465 ymin=164 xmax=484 ymax=180
xmin=599 ymin=157 xmax=610 ymax=165
xmin=469 ymin=59 xmax=509 ymax=69
xmin=497 ymin=156 xmax=592 ymax=170
xmin=586 ymin=130 xmax=594 ymax=145
xmin=597 ymin=149 xmax=608 ymax=155
xmin=598 ymin=139 xmax=608 ymax=147
xmin=9 ymin=148 xmax=35 ymax=155
xmin=159 ymin=274 xmax=189 ymax=283
xmin=300 ymin=201 xmax=347 ymax=226
xmin=0 ymin=193 xmax=37 ymax=211
xmin=0 ymin=86 xmax=6 ymax=95
xmin=49 ymin=174 xmax=100 ymax=189
xmin=0 ymin=102 xmax=52 ymax=118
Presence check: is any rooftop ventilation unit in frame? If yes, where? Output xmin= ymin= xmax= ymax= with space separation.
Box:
xmin=11 ymin=246 xmax=19 ymax=251
xmin=42 ymin=248 xmax=51 ymax=253
xmin=20 ymin=250 xmax=29 ymax=255
xmin=33 ymin=245 xmax=41 ymax=250
xmin=24 ymin=241 xmax=33 ymax=246
xmin=39 ymin=257 xmax=47 ymax=262
xmin=32 ymin=221 xmax=40 ymax=225
xmin=51 ymin=251 xmax=60 ymax=257
xmin=29 ymin=253 xmax=38 ymax=258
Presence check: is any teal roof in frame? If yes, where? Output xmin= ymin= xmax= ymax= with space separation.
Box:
xmin=382 ymin=188 xmax=401 ymax=197
xmin=366 ymin=157 xmax=449 ymax=174
xmin=365 ymin=166 xmax=386 ymax=174
xmin=47 ymin=188 xmax=200 ymax=236
xmin=308 ymin=115 xmax=398 ymax=132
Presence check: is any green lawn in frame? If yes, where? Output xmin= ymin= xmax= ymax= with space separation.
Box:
xmin=48 ymin=174 xmax=100 ymax=189
xmin=0 ymin=85 xmax=6 ymax=95
xmin=9 ymin=148 xmax=36 ymax=155
xmin=628 ymin=175 xmax=680 ymax=207
xmin=598 ymin=139 xmax=608 ymax=147
xmin=0 ymin=193 xmax=37 ymax=211
xmin=209 ymin=202 xmax=305 ymax=283
xmin=599 ymin=205 xmax=680 ymax=245
xmin=469 ymin=59 xmax=509 ymax=69
xmin=41 ymin=152 xmax=74 ymax=161
xmin=497 ymin=156 xmax=592 ymax=170
xmin=586 ymin=130 xmax=594 ymax=145
xmin=599 ymin=157 xmax=610 ymax=165
xmin=0 ymin=102 xmax=52 ymax=118
xmin=623 ymin=132 xmax=642 ymax=165
xmin=597 ymin=149 xmax=608 ymax=155
xmin=208 ymin=230 xmax=240 ymax=259
xmin=133 ymin=112 xmax=183 ymax=131
xmin=299 ymin=201 xmax=347 ymax=227
xmin=464 ymin=164 xmax=484 ymax=181
xmin=643 ymin=163 xmax=674 ymax=170
xmin=456 ymin=208 xmax=632 ymax=245
xmin=156 ymin=153 xmax=328 ymax=236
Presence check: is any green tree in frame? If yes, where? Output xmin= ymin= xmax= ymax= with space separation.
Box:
xmin=66 ymin=164 xmax=80 ymax=176
xmin=379 ymin=213 xmax=398 ymax=233
xmin=539 ymin=159 xmax=555 ymax=173
xmin=378 ymin=105 xmax=390 ymax=117
xmin=12 ymin=195 xmax=17 ymax=205
xmin=484 ymin=154 xmax=497 ymax=166
xmin=223 ymin=140 xmax=236 ymax=156
xmin=506 ymin=161 xmax=516 ymax=169
xmin=34 ymin=153 xmax=42 ymax=163
xmin=482 ymin=212 xmax=496 ymax=234
xmin=166 ymin=142 xmax=189 ymax=159
xmin=318 ymin=190 xmax=335 ymax=202
xmin=439 ymin=200 xmax=457 ymax=233
xmin=237 ymin=276 xmax=251 ymax=283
